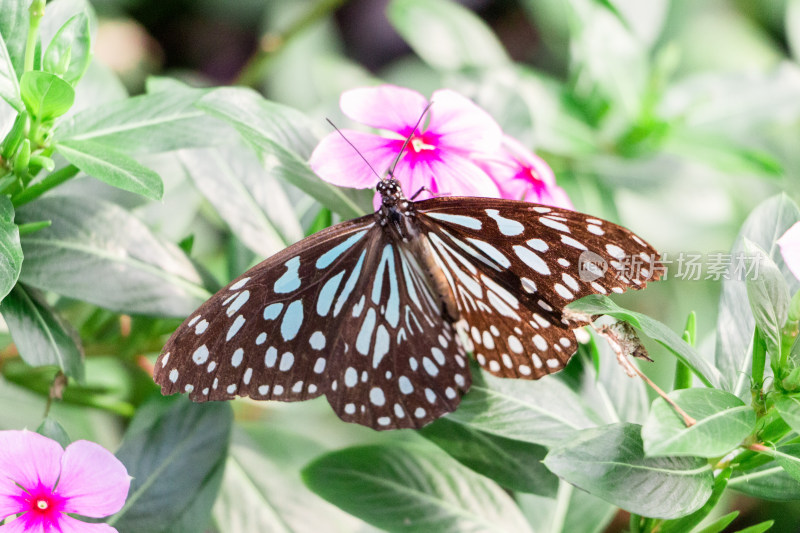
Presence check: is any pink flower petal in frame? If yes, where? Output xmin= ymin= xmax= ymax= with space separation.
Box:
xmin=0 ymin=477 xmax=25 ymax=520
xmin=54 ymin=515 xmax=120 ymax=533
xmin=529 ymin=185 xmax=574 ymax=210
xmin=500 ymin=136 xmax=557 ymax=185
xmin=0 ymin=515 xmax=30 ymax=533
xmin=0 ymin=431 xmax=62 ymax=493
xmin=427 ymin=89 xmax=502 ymax=153
xmin=427 ymin=154 xmax=500 ymax=199
xmin=309 ymin=130 xmax=401 ymax=189
xmin=340 ymin=85 xmax=429 ymax=133
xmin=56 ymin=441 xmax=130 ymax=518
xmin=778 ymin=222 xmax=800 ymax=281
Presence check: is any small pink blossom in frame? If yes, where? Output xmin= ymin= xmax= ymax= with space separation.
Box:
xmin=778 ymin=222 xmax=800 ymax=281
xmin=0 ymin=430 xmax=130 ymax=532
xmin=476 ymin=136 xmax=573 ymax=209
xmin=309 ymin=85 xmax=502 ymax=204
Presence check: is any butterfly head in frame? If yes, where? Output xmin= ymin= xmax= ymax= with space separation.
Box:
xmin=376 ymin=176 xmax=406 ymax=209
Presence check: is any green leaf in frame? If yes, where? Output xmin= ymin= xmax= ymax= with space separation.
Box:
xmin=659 ymin=469 xmax=732 ymax=533
xmin=0 ymin=195 xmax=22 ymax=302
xmin=196 ymin=87 xmax=367 ymax=220
xmin=446 ymin=365 xmax=601 ymax=446
xmin=567 ymin=295 xmax=723 ymax=388
xmin=303 ymin=441 xmax=533 ymax=533
xmin=36 ymin=416 xmax=71 ymax=448
xmin=716 ymin=194 xmax=800 ymax=397
xmin=775 ymin=395 xmax=800 ymax=433
xmin=213 ymin=427 xmax=366 ymax=533
xmin=744 ymin=239 xmax=791 ymax=374
xmin=42 ymin=11 xmax=92 ymax=85
xmin=420 ymin=417 xmax=558 ymax=496
xmin=0 ymin=0 xmax=29 ymax=78
xmin=17 ymin=195 xmax=209 ymax=317
xmin=544 ymin=423 xmax=713 ymax=519
xmin=19 ymin=70 xmax=75 ymax=121
xmin=695 ymin=511 xmax=739 ymax=533
xmin=572 ymin=335 xmax=649 ymax=424
xmin=790 ymin=0 xmax=800 ymax=61
xmin=54 ymin=86 xmax=229 ymax=153
xmin=0 ymin=31 xmax=22 ymax=111
xmin=642 ymin=389 xmax=755 ymax=457
xmin=169 ymin=451 xmax=227 ymax=533
xmin=110 ymin=397 xmax=232 ymax=533
xmin=729 ymin=461 xmax=800 ymax=500
xmin=177 ymin=146 xmax=303 ymax=257
xmin=517 ymin=483 xmax=616 ymax=533
xmin=387 ymin=0 xmax=509 ymax=71
xmin=0 ymin=284 xmax=83 ymax=380
xmin=55 ymin=139 xmax=164 ymax=200
xmin=773 ymin=443 xmax=800 ymax=482
xmin=567 ymin=0 xmax=648 ymax=120
xmin=663 ymin=65 xmax=800 ymax=133
xmin=664 ymin=131 xmax=783 ymax=178
xmin=733 ymin=521 xmax=775 ymax=533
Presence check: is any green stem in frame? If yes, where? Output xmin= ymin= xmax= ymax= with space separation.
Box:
xmin=629 ymin=513 xmax=642 ymax=533
xmin=235 ymin=0 xmax=350 ymax=87
xmin=17 ymin=219 xmax=51 ymax=235
xmin=752 ymin=327 xmax=767 ymax=412
xmin=673 ymin=360 xmax=692 ymax=391
xmin=24 ymin=0 xmax=46 ymax=73
xmin=752 ymin=328 xmax=766 ymax=387
xmin=0 ymin=174 xmax=18 ymax=194
xmin=11 ymin=164 xmax=79 ymax=206
xmin=674 ymin=311 xmax=696 ymax=390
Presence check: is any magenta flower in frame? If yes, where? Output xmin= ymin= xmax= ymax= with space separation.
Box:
xmin=779 ymin=222 xmax=800 ymax=281
xmin=0 ymin=430 xmax=130 ymax=532
xmin=475 ymin=135 xmax=573 ymax=209
xmin=309 ymin=85 xmax=502 ymax=203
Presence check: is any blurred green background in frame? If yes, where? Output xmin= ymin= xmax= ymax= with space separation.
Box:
xmin=8 ymin=0 xmax=800 ymax=530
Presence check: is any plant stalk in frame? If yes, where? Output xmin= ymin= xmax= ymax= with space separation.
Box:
xmin=24 ymin=0 xmax=46 ymax=73
xmin=235 ymin=0 xmax=350 ymax=86
xmin=11 ymin=164 xmax=79 ymax=206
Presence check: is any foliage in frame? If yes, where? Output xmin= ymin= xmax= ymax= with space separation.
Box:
xmin=0 ymin=0 xmax=799 ymax=531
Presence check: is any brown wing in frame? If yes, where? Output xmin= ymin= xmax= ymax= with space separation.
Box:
xmin=416 ymin=197 xmax=661 ymax=379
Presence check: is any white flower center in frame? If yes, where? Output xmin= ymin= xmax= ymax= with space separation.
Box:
xmin=36 ymin=499 xmax=48 ymax=510
xmin=410 ymin=137 xmax=434 ymax=152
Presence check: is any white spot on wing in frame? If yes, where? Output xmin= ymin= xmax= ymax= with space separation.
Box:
xmin=486 ymin=209 xmax=524 ymax=236
xmin=427 ymin=212 xmax=482 ymax=229
xmin=230 ymin=277 xmax=250 ymax=290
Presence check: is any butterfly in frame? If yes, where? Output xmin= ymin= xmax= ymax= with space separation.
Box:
xmin=153 ymin=174 xmax=661 ymax=430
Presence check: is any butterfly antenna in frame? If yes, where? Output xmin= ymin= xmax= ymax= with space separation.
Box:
xmin=326 ymin=118 xmax=382 ymax=182
xmin=386 ymin=100 xmax=434 ymax=180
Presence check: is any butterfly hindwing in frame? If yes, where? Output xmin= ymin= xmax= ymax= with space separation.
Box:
xmin=323 ymin=237 xmax=470 ymax=429
xmin=416 ymin=197 xmax=661 ymax=379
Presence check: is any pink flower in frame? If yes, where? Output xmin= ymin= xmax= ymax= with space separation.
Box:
xmin=309 ymin=85 xmax=502 ymax=204
xmin=0 ymin=430 xmax=130 ymax=532
xmin=779 ymin=222 xmax=800 ymax=281
xmin=476 ymin=135 xmax=573 ymax=209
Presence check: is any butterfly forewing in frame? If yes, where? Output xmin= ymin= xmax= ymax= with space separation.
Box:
xmin=155 ymin=216 xmax=380 ymax=402
xmin=415 ymin=197 xmax=661 ymax=379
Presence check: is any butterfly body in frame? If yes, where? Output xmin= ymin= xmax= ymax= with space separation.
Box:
xmin=154 ymin=178 xmax=660 ymax=430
